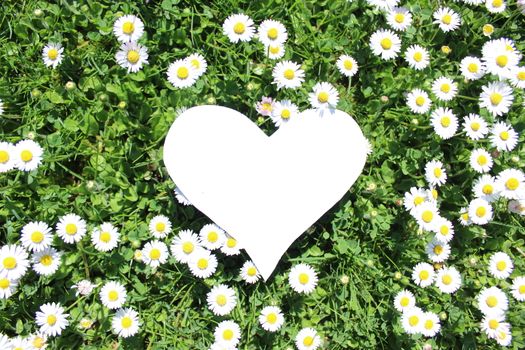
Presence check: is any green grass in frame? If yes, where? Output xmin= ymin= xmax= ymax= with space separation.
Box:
xmin=0 ymin=0 xmax=524 ymax=349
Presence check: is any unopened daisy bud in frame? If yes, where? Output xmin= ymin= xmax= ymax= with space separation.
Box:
xmin=207 ymin=96 xmax=216 ymax=104
xmin=134 ymin=249 xmax=143 ymax=261
xmin=395 ymin=199 xmax=403 ymax=206
xmin=423 ymin=344 xmax=432 ymax=350
xmin=511 ymin=156 xmax=519 ymax=163
xmin=65 ymin=81 xmax=76 ymax=91
xmin=474 ymin=279 xmax=481 ymax=287
xmin=491 ymin=150 xmax=500 ymax=158
xmin=34 ymin=9 xmax=43 ymax=17
xmin=131 ymin=240 xmax=141 ymax=249
xmin=340 ymin=275 xmax=349 ymax=284
xmin=27 ymin=131 xmax=36 ymax=140
xmin=118 ymin=101 xmax=127 ymax=109
xmin=79 ymin=318 xmax=93 ymax=329
xmin=482 ymin=24 xmax=494 ymax=37
xmin=411 ymin=118 xmax=419 ymax=125
xmin=99 ymin=93 xmax=108 ymax=102
xmin=439 ymin=312 xmax=447 ymax=320
xmin=367 ymin=182 xmax=377 ymax=191
xmin=441 ymin=46 xmax=451 ymax=54
xmin=257 ymin=116 xmax=265 ymax=125
xmin=370 ymin=210 xmax=378 ymax=217
xmin=366 ymin=259 xmax=374 ymax=267
xmin=80 ymin=5 xmax=89 ymax=13
xmin=433 ymin=262 xmax=443 ymax=270
xmin=32 ymin=88 xmax=42 ymax=98
xmin=86 ymin=180 xmax=95 ymax=189
xmin=394 ymin=272 xmax=402 ymax=280
xmin=469 ymin=257 xmax=477 ymax=266
xmin=380 ymin=95 xmax=389 ymax=103
xmin=246 ymin=82 xmax=255 ymax=91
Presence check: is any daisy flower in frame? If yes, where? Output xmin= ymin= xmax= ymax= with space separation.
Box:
xmin=100 ymin=281 xmax=127 ymax=310
xmin=259 ymin=306 xmax=284 ymax=332
xmin=186 ymin=53 xmax=207 ymax=78
xmin=271 ymin=100 xmax=299 ymax=127
xmin=0 ymin=272 xmax=18 ymax=299
xmin=406 ymin=89 xmax=432 ymax=114
xmin=488 ymin=252 xmax=513 ymax=279
xmin=71 ymin=279 xmax=95 ymax=297
xmin=199 ymin=224 xmax=225 ymax=250
xmin=0 ymin=142 xmax=15 ymax=173
xmin=264 ymin=44 xmax=286 ymax=60
xmin=432 ymin=217 xmax=454 ymax=243
xmin=308 ymin=82 xmax=339 ymax=111
xmin=403 ymin=187 xmax=427 ymax=214
xmin=483 ymin=23 xmax=494 ymax=36
xmin=431 ymin=107 xmax=458 ymax=139
xmin=258 ymin=19 xmax=288 ymax=46
xmin=167 ymin=59 xmax=197 ymax=88
xmin=433 ymin=7 xmax=461 ymax=32
xmin=9 ymin=337 xmax=31 ymax=349
xmin=489 ymin=122 xmax=518 ymax=151
xmin=174 ymin=187 xmax=192 ymax=206
xmin=507 ymin=66 xmax=525 ymax=89
xmin=486 ymin=0 xmax=506 ymax=13
xmin=0 ymin=244 xmax=29 ymax=280
xmin=171 ymin=229 xmax=202 ymax=263
xmin=469 ymin=149 xmax=493 ymax=173
xmin=35 ymin=302 xmax=69 ymax=337
xmin=459 ymin=207 xmax=472 ymax=226
xmin=482 ymin=39 xmax=520 ymax=78
xmin=412 ymin=262 xmax=435 ymax=288
xmin=431 ymin=77 xmax=457 ymax=101
xmin=460 ymin=56 xmax=486 ymax=80
xmin=481 ymin=313 xmax=510 ymax=339
xmin=113 ymin=14 xmax=144 ymax=42
xmin=56 ymin=213 xmax=87 ymax=243
xmin=463 ymin=113 xmax=488 ymax=140
xmin=497 ymin=168 xmax=525 ymax=200
xmin=91 ymin=222 xmax=120 ymax=252
xmin=496 ymin=328 xmax=512 ymax=346
xmin=508 ymin=199 xmax=525 ymax=215
xmin=289 ymin=263 xmax=318 ymax=294
xmin=206 ymin=284 xmax=237 ymax=316
xmin=426 ymin=239 xmax=451 ymax=263
xmin=148 ymin=215 xmax=172 ymax=239
xmin=421 ymin=312 xmax=441 ymax=338
xmin=32 ymin=247 xmax=62 ymax=276
xmin=435 ymin=266 xmax=461 ymax=294
xmin=255 ymin=96 xmax=275 ymax=117
xmin=240 ymin=260 xmax=260 ymax=284
xmin=115 ymin=42 xmax=149 ymax=73
xmin=393 ymin=289 xmax=416 ymax=312
xmin=214 ymin=320 xmax=241 ymax=347
xmin=220 ymin=234 xmax=241 ymax=256
xmin=21 ymin=221 xmax=52 ymax=252
xmin=386 ymin=7 xmax=412 ymax=31
xmin=336 ymin=55 xmax=358 ymax=77
xmin=272 ymin=61 xmax=305 ymax=90
xmin=510 ymin=276 xmax=525 ymax=301
xmin=295 ymin=327 xmax=322 ymax=350
xmin=477 ymin=286 xmax=508 ymax=315
xmin=222 ymin=14 xmax=255 ymax=43
xmin=42 ymin=43 xmax=64 ymax=68
xmin=473 ymin=175 xmax=500 ymax=202
xmin=112 ymin=308 xmax=140 ymax=338
xmin=479 ymin=81 xmax=513 ymax=117
xmin=401 ymin=307 xmax=424 ymax=335
xmin=369 ymin=29 xmax=401 ymax=60
xmin=468 ymin=198 xmax=493 ymax=225
xmin=14 ymin=139 xmax=43 ymax=171
xmin=414 ymin=202 xmax=440 ymax=231
xmin=425 ymin=160 xmax=447 ymax=187
xmin=142 ymin=240 xmax=169 ymax=268
xmin=188 ymin=249 xmax=218 ymax=279
xmin=29 ymin=332 xmax=48 ymax=349
xmin=405 ymin=45 xmax=430 ymax=70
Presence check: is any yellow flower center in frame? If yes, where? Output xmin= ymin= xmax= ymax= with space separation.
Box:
xmin=0 ymin=150 xmax=9 ymax=164
xmin=31 ymin=231 xmax=44 ymax=243
xmin=483 ymin=24 xmax=494 ymax=35
xmin=99 ymin=232 xmax=111 ymax=243
xmin=422 ymin=210 xmax=433 ymax=223
xmin=482 ymin=184 xmax=493 ymax=194
xmin=269 ymin=45 xmax=280 ymax=54
xmin=149 ymin=248 xmax=161 ymax=260
xmin=303 ymin=336 xmax=314 ymax=346
xmin=343 ymin=59 xmax=353 ymax=70
xmin=433 ymin=168 xmax=442 ymax=178
xmin=400 ymin=296 xmax=410 ymax=307
xmin=281 ymin=109 xmax=291 ymax=119
xmin=318 ymin=92 xmax=329 ymax=103
xmin=476 ymin=206 xmax=486 ymax=217
xmin=488 ymin=319 xmax=499 ymax=330
xmin=496 ymin=55 xmax=508 ymax=67
xmin=299 ymin=272 xmax=309 ymax=285
xmin=490 ymin=93 xmax=502 ymax=105
xmin=47 ymin=315 xmax=57 ymax=326
xmin=424 ymin=319 xmax=434 ymax=330
xmin=127 ymin=50 xmax=140 ymax=64
xmin=266 ymin=313 xmax=277 ymax=324
xmin=261 ymin=102 xmax=272 ymax=111
xmin=433 ymin=245 xmax=443 ymax=255
xmin=442 ymin=274 xmax=452 ymax=285
xmin=267 ymin=28 xmax=278 ymax=40
xmin=32 ymin=336 xmax=45 ymax=348
xmin=413 ymin=196 xmax=424 ymax=206
xmin=247 ymin=266 xmax=257 ymax=276
xmin=394 ymin=13 xmax=405 ymax=23
xmin=226 ymin=238 xmax=237 ymax=248
xmin=492 ymin=0 xmax=503 ymax=7
xmin=486 ymin=296 xmax=498 ymax=307
xmin=182 ymin=242 xmax=194 ymax=254
xmin=223 ymin=329 xmax=234 ymax=341
xmin=408 ymin=315 xmax=419 ymax=327
xmin=121 ymin=316 xmax=133 ymax=328
xmin=440 ymin=225 xmax=449 ymax=235
xmin=415 ymin=96 xmax=425 ymax=106
xmin=440 ymin=84 xmax=451 ymax=93
xmin=380 ymin=38 xmax=392 ymax=50
xmin=40 ymin=255 xmax=53 ymax=266
xmin=21 ymin=150 xmax=33 ymax=162
xmin=461 ymin=212 xmax=469 ymax=221
xmin=468 ymin=63 xmax=478 ymax=73
xmin=207 ymin=231 xmax=218 ymax=243
xmin=191 ymin=59 xmax=200 ymax=69
xmin=283 ymin=69 xmax=295 ymax=80
xmin=65 ymin=223 xmax=77 ymax=235
xmin=47 ymin=48 xmax=58 ymax=60
xmin=122 ymin=21 xmax=135 ymax=35
xmin=496 ymin=261 xmax=506 ymax=271
xmin=477 ymin=155 xmax=487 ymax=166
xmin=197 ymin=258 xmax=208 ymax=270
xmin=419 ymin=270 xmax=429 ymax=280
xmin=177 ymin=67 xmax=189 ymax=79
xmin=108 ymin=290 xmax=119 ymax=301
xmin=519 ymin=285 xmax=525 ymax=294
xmin=216 ymin=294 xmax=227 ymax=306
xmin=517 ymin=71 xmax=525 ymax=81
xmin=470 ymin=122 xmax=480 ymax=131
xmin=440 ymin=116 xmax=451 ymax=127
xmin=431 ymin=189 xmax=438 ymax=199
xmin=499 ymin=131 xmax=509 ymax=141
xmin=0 ymin=278 xmax=10 ymax=289
xmin=155 ymin=222 xmax=166 ymax=232
xmin=3 ymin=257 xmax=16 ymax=269
xmin=442 ymin=14 xmax=452 ymax=25
xmin=441 ymin=46 xmax=451 ymax=54
xmin=413 ymin=52 xmax=423 ymax=62
xmin=233 ymin=22 xmax=245 ymax=34
xmin=506 ymin=178 xmax=519 ymax=190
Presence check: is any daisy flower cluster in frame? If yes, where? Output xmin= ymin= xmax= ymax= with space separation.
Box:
xmin=393 ymin=289 xmax=441 ymax=337
xmin=0 ymin=139 xmax=44 ymax=172
xmin=113 ymin=14 xmax=149 ymax=73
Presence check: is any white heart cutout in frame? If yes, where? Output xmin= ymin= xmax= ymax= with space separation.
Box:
xmin=163 ymin=105 xmax=368 ymax=280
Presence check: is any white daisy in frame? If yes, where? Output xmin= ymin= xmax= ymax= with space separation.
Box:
xmin=20 ymin=221 xmax=52 ymax=252
xmin=171 ymin=229 xmax=203 ymax=263
xmin=473 ymin=175 xmax=500 ymax=202
xmin=258 ymin=19 xmax=288 ymax=46
xmin=510 ymin=276 xmax=525 ymax=301
xmin=393 ymin=289 xmax=416 ymax=312
xmin=288 ymin=263 xmax=318 ymax=294
xmin=91 ymin=223 xmax=120 ymax=252
xmin=174 ymin=187 xmax=192 ymax=206
xmin=148 ymin=215 xmax=172 ymax=239
xmin=405 ymin=45 xmax=430 ymax=70
xmin=387 ymin=7 xmax=412 ymax=31
xmin=14 ymin=139 xmax=43 ymax=171
xmin=469 ymin=149 xmax=493 ymax=173
xmin=432 ymin=217 xmax=454 ymax=243
xmin=486 ymin=0 xmax=506 ymax=13
xmin=220 ymin=234 xmax=241 ymax=256
xmin=29 ymin=332 xmax=48 ymax=349
xmin=412 ymin=262 xmax=435 ymax=288
xmin=495 ymin=328 xmax=512 ymax=346
xmin=479 ymin=81 xmax=513 ymax=117
xmin=186 ymin=53 xmax=207 ymax=78
xmin=0 ymin=244 xmax=29 ymax=280
xmin=431 ymin=107 xmax=458 ymax=139
xmin=264 ymin=43 xmax=286 ymax=60
xmin=35 ymin=302 xmax=69 ymax=337
xmin=113 ymin=14 xmax=144 ymax=42
xmin=167 ymin=59 xmax=198 ymax=89
xmin=489 ymin=122 xmax=518 ymax=151
xmin=459 ymin=207 xmax=472 ymax=226
xmin=481 ymin=313 xmax=509 ymax=339
xmin=435 ymin=266 xmax=461 ymax=294
xmin=421 ymin=312 xmax=441 ymax=338
xmin=507 ymin=65 xmax=525 ymax=89
xmin=0 ymin=272 xmax=18 ymax=299
xmin=477 ymin=286 xmax=508 ymax=315
xmin=369 ymin=29 xmax=401 ymax=60
xmin=425 ymin=160 xmax=447 ymax=187
xmin=56 ymin=213 xmax=87 ymax=244
xmin=112 ymin=308 xmax=140 ymax=338
xmin=483 ymin=23 xmax=495 ymax=36
xmin=433 ymin=7 xmax=461 ymax=32
xmin=403 ymin=187 xmax=428 ymax=214
xmin=468 ymin=198 xmax=493 ymax=225
xmin=489 ymin=252 xmax=513 ymax=279
xmin=272 ymin=61 xmax=305 ymax=90
xmin=222 ymin=14 xmax=255 ymax=43
xmin=240 ymin=260 xmax=260 ymax=284
xmin=426 ymin=239 xmax=451 ymax=263
xmin=336 ymin=54 xmax=359 ymax=77
xmin=42 ymin=43 xmax=64 ymax=68
xmin=188 ymin=249 xmax=218 ymax=279
xmin=497 ymin=168 xmax=525 ymax=200
xmin=401 ymin=307 xmax=424 ymax=335
xmin=431 ymin=77 xmax=457 ymax=101
xmin=460 ymin=56 xmax=486 ymax=80
xmin=214 ymin=320 xmax=241 ymax=347
xmin=271 ymin=100 xmax=299 ymax=127
xmin=406 ymin=89 xmax=432 ymax=114
xmin=9 ymin=336 xmax=31 ymax=349
xmin=115 ymin=42 xmax=149 ymax=73
xmin=259 ymin=306 xmax=284 ymax=332
xmin=141 ymin=240 xmax=169 ymax=268
xmin=308 ymin=82 xmax=339 ymax=111
xmin=71 ymin=279 xmax=95 ymax=297
xmin=463 ymin=113 xmax=488 ymax=140
xmin=206 ymin=284 xmax=237 ymax=316
xmin=199 ymin=224 xmax=226 ymax=250
xmin=482 ymin=39 xmax=520 ymax=78
xmin=256 ymin=96 xmax=274 ymax=117
xmin=32 ymin=247 xmax=62 ymax=276
xmin=295 ymin=327 xmax=322 ymax=350
xmin=413 ymin=201 xmax=440 ymax=232
xmin=100 ymin=281 xmax=127 ymax=310
xmin=0 ymin=142 xmax=15 ymax=173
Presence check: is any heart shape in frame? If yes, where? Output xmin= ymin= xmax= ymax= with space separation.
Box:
xmin=163 ymin=105 xmax=368 ymax=280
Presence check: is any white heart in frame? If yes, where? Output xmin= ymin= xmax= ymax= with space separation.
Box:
xmin=163 ymin=105 xmax=367 ymax=280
